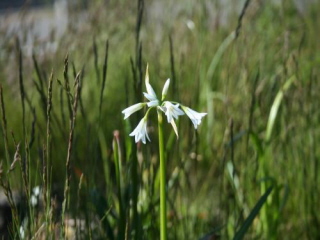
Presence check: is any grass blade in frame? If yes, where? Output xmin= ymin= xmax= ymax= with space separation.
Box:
xmin=233 ymin=186 xmax=273 ymax=240
xmin=0 ymin=85 xmax=10 ymax=166
xmin=265 ymin=75 xmax=295 ymax=142
xmin=99 ymin=39 xmax=109 ymax=120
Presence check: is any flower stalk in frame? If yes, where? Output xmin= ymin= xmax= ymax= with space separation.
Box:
xmin=122 ymin=65 xmax=207 ymax=238
xmin=158 ymin=109 xmax=167 ymax=240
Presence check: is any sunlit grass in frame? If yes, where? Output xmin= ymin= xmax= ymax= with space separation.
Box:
xmin=0 ymin=0 xmax=319 ymax=239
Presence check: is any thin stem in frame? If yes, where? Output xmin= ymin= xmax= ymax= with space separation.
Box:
xmin=45 ymin=71 xmax=53 ymax=236
xmin=0 ymin=85 xmax=10 ymax=166
xmin=99 ymin=39 xmax=109 ymax=120
xmin=113 ymin=131 xmax=125 ymax=240
xmin=158 ymin=109 xmax=167 ymax=240
xmin=61 ymin=72 xmax=81 ymax=237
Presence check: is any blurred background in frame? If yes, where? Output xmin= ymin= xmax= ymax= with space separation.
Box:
xmin=0 ymin=0 xmax=320 ymax=239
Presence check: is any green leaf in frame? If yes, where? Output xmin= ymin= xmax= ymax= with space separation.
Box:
xmin=233 ymin=186 xmax=273 ymax=240
xmin=206 ymin=31 xmax=236 ymax=81
xmin=265 ymin=75 xmax=295 ymax=143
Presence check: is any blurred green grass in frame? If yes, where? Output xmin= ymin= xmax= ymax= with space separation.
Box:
xmin=0 ymin=0 xmax=320 ymax=239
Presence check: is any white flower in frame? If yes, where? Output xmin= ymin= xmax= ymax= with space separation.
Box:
xmin=161 ymin=101 xmax=184 ymax=123
xmin=146 ymin=99 xmax=159 ymax=107
xmin=181 ymin=106 xmax=207 ymax=129
xmin=122 ymin=65 xmax=207 ymax=144
xmin=122 ymin=103 xmax=146 ymax=119
xmin=129 ymin=117 xmax=151 ymax=144
xmin=161 ymin=78 xmax=170 ymax=101
xmin=143 ymin=65 xmax=159 ymax=106
xmin=144 ymin=82 xmax=158 ymax=102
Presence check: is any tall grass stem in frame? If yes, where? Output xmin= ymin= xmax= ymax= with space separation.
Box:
xmin=99 ymin=40 xmax=109 ymax=120
xmin=113 ymin=131 xmax=125 ymax=239
xmin=45 ymin=71 xmax=54 ymax=235
xmin=61 ymin=72 xmax=81 ymax=237
xmin=0 ymin=85 xmax=10 ymax=166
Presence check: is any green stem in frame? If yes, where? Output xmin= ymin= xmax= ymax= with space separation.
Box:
xmin=158 ymin=110 xmax=167 ymax=240
xmin=113 ymin=132 xmax=125 ymax=240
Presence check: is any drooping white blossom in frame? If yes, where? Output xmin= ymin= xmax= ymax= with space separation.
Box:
xmin=161 ymin=101 xmax=184 ymax=123
xmin=129 ymin=117 xmax=150 ymax=144
xmin=181 ymin=106 xmax=207 ymax=129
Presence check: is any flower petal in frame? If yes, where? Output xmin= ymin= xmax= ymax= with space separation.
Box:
xmin=129 ymin=117 xmax=151 ymax=144
xmin=144 ymin=65 xmax=158 ymax=101
xmin=147 ymin=100 xmax=160 ymax=107
xmin=161 ymin=78 xmax=170 ymax=101
xmin=170 ymin=119 xmax=179 ymax=138
xmin=162 ymin=101 xmax=184 ymax=123
xmin=122 ymin=103 xmax=145 ymax=119
xmin=143 ymin=89 xmax=158 ymax=102
xmin=181 ymin=106 xmax=207 ymax=129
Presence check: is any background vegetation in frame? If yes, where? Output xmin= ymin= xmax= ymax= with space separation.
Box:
xmin=0 ymin=0 xmax=319 ymax=239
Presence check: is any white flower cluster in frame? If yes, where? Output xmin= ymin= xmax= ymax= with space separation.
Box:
xmin=122 ymin=66 xmax=207 ymax=144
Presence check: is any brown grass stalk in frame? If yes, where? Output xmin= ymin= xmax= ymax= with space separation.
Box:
xmin=0 ymin=85 xmax=10 ymax=166
xmin=61 ymin=72 xmax=81 ymax=237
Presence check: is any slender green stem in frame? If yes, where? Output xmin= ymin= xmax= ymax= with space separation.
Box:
xmin=158 ymin=109 xmax=167 ymax=240
xmin=113 ymin=131 xmax=125 ymax=240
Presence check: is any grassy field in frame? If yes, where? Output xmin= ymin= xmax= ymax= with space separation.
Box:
xmin=0 ymin=0 xmax=319 ymax=239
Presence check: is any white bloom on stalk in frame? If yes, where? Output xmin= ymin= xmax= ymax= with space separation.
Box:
xmin=122 ymin=65 xmax=207 ymax=144
xmin=161 ymin=101 xmax=184 ymax=123
xmin=146 ymin=99 xmax=159 ymax=107
xmin=144 ymin=81 xmax=157 ymax=100
xmin=181 ymin=106 xmax=207 ymax=129
xmin=122 ymin=103 xmax=146 ymax=119
xmin=129 ymin=117 xmax=150 ymax=144
xmin=143 ymin=65 xmax=159 ymax=107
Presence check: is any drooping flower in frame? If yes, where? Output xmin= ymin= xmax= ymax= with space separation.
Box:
xmin=122 ymin=103 xmax=146 ymax=119
xmin=129 ymin=117 xmax=150 ymax=144
xmin=161 ymin=101 xmax=184 ymax=123
xmin=181 ymin=106 xmax=207 ymax=129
